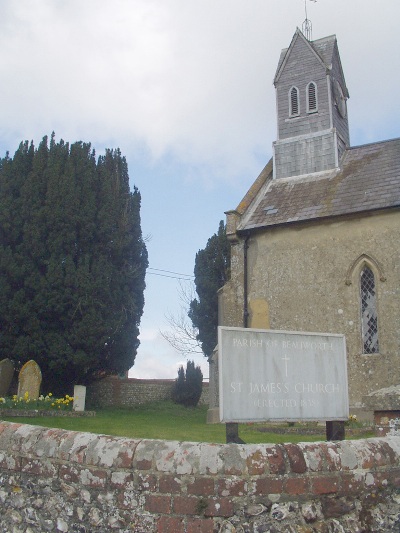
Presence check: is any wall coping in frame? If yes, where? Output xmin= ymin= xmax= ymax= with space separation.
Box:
xmin=1 ymin=421 xmax=400 ymax=531
xmin=1 ymin=421 xmax=399 ymax=475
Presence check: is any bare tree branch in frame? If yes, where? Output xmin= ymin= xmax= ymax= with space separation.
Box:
xmin=160 ymin=281 xmax=204 ymax=357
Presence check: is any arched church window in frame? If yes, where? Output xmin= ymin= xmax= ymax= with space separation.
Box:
xmin=289 ymin=86 xmax=300 ymax=117
xmin=307 ymin=82 xmax=317 ymax=113
xmin=360 ymin=266 xmax=379 ymax=354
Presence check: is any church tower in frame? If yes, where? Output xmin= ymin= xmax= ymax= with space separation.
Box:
xmin=273 ymin=29 xmax=350 ymax=179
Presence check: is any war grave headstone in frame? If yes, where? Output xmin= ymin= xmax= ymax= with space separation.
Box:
xmin=0 ymin=358 xmax=14 ymax=397
xmin=218 ymin=326 xmax=349 ymax=441
xmin=73 ymin=385 xmax=86 ymax=412
xmin=17 ymin=360 xmax=42 ymax=400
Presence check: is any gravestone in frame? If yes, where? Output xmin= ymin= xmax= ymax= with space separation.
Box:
xmin=73 ymin=385 xmax=86 ymax=412
xmin=0 ymin=358 xmax=14 ymax=397
xmin=17 ymin=360 xmax=42 ymax=400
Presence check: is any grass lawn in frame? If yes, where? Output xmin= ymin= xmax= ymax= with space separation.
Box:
xmin=0 ymin=401 xmax=373 ymax=444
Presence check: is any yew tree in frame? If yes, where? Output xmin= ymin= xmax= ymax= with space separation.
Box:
xmin=0 ymin=134 xmax=148 ymax=394
xmin=189 ymin=221 xmax=230 ymax=358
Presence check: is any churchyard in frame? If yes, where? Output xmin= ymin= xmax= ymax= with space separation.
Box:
xmin=1 ymin=356 xmax=400 ymax=533
xmin=0 ymin=355 xmax=374 ymax=443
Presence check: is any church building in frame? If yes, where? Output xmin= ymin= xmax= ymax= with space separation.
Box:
xmin=217 ymin=28 xmax=400 ymax=418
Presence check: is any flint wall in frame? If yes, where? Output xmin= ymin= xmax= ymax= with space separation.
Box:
xmin=87 ymin=377 xmax=209 ymax=408
xmin=1 ymin=422 xmax=400 ymax=531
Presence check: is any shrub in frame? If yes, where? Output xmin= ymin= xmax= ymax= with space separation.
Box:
xmin=172 ymin=360 xmax=203 ymax=407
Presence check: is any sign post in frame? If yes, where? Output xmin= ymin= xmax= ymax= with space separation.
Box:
xmin=218 ymin=327 xmax=348 ymax=440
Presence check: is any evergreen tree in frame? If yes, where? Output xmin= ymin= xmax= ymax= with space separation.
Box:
xmin=188 ymin=221 xmax=230 ymax=358
xmin=0 ymin=135 xmax=148 ymax=394
xmin=172 ymin=360 xmax=203 ymax=407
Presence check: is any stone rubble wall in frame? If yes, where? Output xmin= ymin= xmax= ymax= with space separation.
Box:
xmin=0 ymin=421 xmax=400 ymax=532
xmin=87 ymin=377 xmax=209 ymax=409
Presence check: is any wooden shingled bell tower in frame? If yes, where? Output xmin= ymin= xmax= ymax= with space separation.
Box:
xmin=272 ymin=28 xmax=350 ymax=180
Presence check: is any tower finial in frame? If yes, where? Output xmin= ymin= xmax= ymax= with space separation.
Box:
xmin=302 ymin=0 xmax=317 ymax=41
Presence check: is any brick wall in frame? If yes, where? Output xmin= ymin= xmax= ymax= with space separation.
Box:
xmin=0 ymin=421 xmax=400 ymax=531
xmin=87 ymin=377 xmax=209 ymax=408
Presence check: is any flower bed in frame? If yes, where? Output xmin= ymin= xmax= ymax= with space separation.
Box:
xmin=0 ymin=392 xmax=94 ymax=416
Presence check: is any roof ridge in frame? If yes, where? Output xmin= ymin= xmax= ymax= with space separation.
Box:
xmin=348 ymin=137 xmax=400 ymax=151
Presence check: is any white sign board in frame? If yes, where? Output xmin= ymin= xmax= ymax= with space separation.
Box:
xmin=218 ymin=327 xmax=348 ymax=422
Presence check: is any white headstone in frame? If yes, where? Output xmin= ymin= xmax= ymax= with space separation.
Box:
xmin=218 ymin=326 xmax=348 ymax=422
xmin=73 ymin=385 xmax=86 ymax=412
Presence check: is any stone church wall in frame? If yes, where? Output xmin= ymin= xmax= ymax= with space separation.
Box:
xmin=0 ymin=421 xmax=399 ymax=532
xmin=221 ymin=211 xmax=400 ymax=411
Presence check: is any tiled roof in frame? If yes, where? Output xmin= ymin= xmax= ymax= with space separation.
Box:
xmin=237 ymin=138 xmax=400 ymax=232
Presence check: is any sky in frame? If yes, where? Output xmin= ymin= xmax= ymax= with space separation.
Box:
xmin=1 ymin=0 xmax=399 ymax=380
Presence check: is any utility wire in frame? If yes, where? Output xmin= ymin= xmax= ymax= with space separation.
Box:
xmin=147 ymin=271 xmax=193 ymax=281
xmin=148 ymin=267 xmax=194 ymax=279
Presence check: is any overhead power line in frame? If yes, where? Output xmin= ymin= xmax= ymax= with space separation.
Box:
xmin=147 ymin=267 xmax=194 ymax=279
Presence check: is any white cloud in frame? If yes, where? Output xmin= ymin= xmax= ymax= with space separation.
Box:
xmin=4 ymin=0 xmax=399 ymax=184
xmin=1 ymin=0 xmax=399 ymax=379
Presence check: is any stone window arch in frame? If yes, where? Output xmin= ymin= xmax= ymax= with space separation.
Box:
xmin=289 ymin=86 xmax=300 ymax=117
xmin=360 ymin=265 xmax=379 ymax=354
xmin=345 ymin=254 xmax=385 ymax=355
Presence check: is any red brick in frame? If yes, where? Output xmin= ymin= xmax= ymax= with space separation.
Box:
xmin=204 ymin=497 xmax=234 ymax=518
xmin=355 ymin=445 xmax=374 ymax=469
xmin=0 ymin=423 xmax=11 ymax=436
xmin=312 ymin=475 xmax=340 ymax=495
xmin=79 ymin=468 xmax=107 ymax=488
xmin=255 ymin=477 xmax=283 ymax=495
xmin=157 ymin=516 xmax=185 ymax=533
xmin=114 ymin=446 xmax=136 ymax=469
xmin=117 ymin=490 xmax=140 ymax=510
xmin=340 ymin=473 xmax=364 ymax=495
xmin=138 ymin=472 xmax=157 ymax=491
xmin=379 ymin=442 xmax=399 ymax=466
xmin=21 ymin=458 xmax=57 ymax=477
xmin=145 ymin=494 xmax=171 ymax=514
xmin=59 ymin=464 xmax=80 ymax=483
xmin=218 ymin=478 xmax=246 ymax=497
xmin=135 ymin=458 xmax=152 ymax=470
xmin=321 ymin=443 xmax=342 ymax=472
xmin=187 ymin=478 xmax=215 ymax=496
xmin=285 ymin=444 xmax=307 ymax=474
xmin=247 ymin=449 xmax=267 ymax=475
xmin=187 ymin=517 xmax=215 ymax=533
xmin=110 ymin=471 xmax=132 ymax=489
xmin=173 ymin=495 xmax=199 ymax=515
xmin=159 ymin=474 xmax=182 ymax=494
xmin=302 ymin=443 xmax=324 ymax=472
xmin=285 ymin=476 xmax=309 ymax=495
xmin=369 ymin=442 xmax=390 ymax=468
xmin=266 ymin=445 xmax=286 ymax=475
